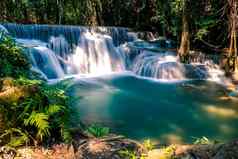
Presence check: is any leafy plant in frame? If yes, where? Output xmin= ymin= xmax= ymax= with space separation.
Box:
xmin=119 ymin=149 xmax=138 ymax=159
xmin=162 ymin=145 xmax=176 ymax=159
xmin=143 ymin=139 xmax=155 ymax=151
xmin=193 ymin=136 xmax=212 ymax=145
xmin=119 ymin=149 xmax=146 ymax=159
xmin=0 ymin=79 xmax=74 ymax=147
xmin=86 ymin=124 xmax=109 ymax=138
xmin=0 ymin=32 xmax=76 ymax=147
xmin=0 ymin=33 xmax=30 ymax=78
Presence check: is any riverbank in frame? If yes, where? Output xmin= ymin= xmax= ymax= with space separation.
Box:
xmin=1 ymin=136 xmax=238 ymax=159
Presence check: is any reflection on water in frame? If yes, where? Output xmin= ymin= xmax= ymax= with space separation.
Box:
xmin=66 ymin=73 xmax=238 ymax=144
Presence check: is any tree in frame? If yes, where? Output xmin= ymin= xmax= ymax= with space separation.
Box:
xmin=178 ymin=0 xmax=190 ymax=63
xmin=226 ymin=0 xmax=238 ymax=73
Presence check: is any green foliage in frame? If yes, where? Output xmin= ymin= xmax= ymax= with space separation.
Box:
xmin=161 ymin=145 xmax=176 ymax=159
xmin=119 ymin=149 xmax=138 ymax=159
xmin=0 ymin=79 xmax=74 ymax=147
xmin=14 ymin=76 xmax=42 ymax=86
xmin=193 ymin=136 xmax=213 ymax=145
xmin=0 ymin=33 xmax=76 ymax=147
xmin=195 ymin=17 xmax=219 ymax=41
xmin=0 ymin=0 xmax=230 ymax=50
xmin=143 ymin=139 xmax=155 ymax=151
xmin=119 ymin=149 xmax=146 ymax=159
xmin=0 ymin=128 xmax=30 ymax=147
xmin=86 ymin=124 xmax=109 ymax=138
xmin=24 ymin=112 xmax=50 ymax=141
xmin=0 ymin=33 xmax=30 ymax=78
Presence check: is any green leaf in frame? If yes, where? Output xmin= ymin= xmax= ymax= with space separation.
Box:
xmin=0 ymin=128 xmax=29 ymax=147
xmin=86 ymin=124 xmax=109 ymax=138
xmin=46 ymin=104 xmax=65 ymax=115
xmin=24 ymin=112 xmax=50 ymax=141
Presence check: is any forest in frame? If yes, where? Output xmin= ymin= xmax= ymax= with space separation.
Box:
xmin=0 ymin=0 xmax=238 ymax=159
xmin=1 ymin=0 xmax=238 ymax=72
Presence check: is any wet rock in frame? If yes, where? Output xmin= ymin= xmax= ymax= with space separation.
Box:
xmin=146 ymin=149 xmax=171 ymax=159
xmin=0 ymin=146 xmax=16 ymax=159
xmin=213 ymin=140 xmax=238 ymax=159
xmin=75 ymin=136 xmax=144 ymax=159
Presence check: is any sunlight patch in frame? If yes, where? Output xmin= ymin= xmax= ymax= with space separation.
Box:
xmin=161 ymin=134 xmax=183 ymax=144
xmin=203 ymin=105 xmax=238 ymax=118
xmin=219 ymin=124 xmax=234 ymax=134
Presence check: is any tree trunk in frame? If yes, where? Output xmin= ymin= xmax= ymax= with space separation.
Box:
xmin=57 ymin=0 xmax=63 ymax=24
xmin=178 ymin=0 xmax=190 ymax=63
xmin=0 ymin=110 xmax=4 ymax=134
xmin=225 ymin=0 xmax=237 ymax=74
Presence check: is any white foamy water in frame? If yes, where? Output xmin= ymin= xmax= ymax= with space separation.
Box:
xmin=132 ymin=49 xmax=229 ymax=83
xmin=1 ymin=23 xmax=229 ymax=84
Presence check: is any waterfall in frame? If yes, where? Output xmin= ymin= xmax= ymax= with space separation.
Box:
xmin=17 ymin=39 xmax=65 ymax=79
xmin=132 ymin=49 xmax=227 ymax=82
xmin=3 ymin=23 xmax=134 ymax=47
xmin=2 ymin=23 xmax=134 ymax=79
xmin=0 ymin=25 xmax=8 ymax=34
xmin=1 ymin=23 xmax=228 ymax=83
xmin=132 ymin=51 xmax=186 ymax=80
xmin=67 ymin=31 xmax=126 ymax=75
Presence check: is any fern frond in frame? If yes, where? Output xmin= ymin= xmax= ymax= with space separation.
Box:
xmin=0 ymin=128 xmax=29 ymax=147
xmin=24 ymin=112 xmax=50 ymax=141
xmin=61 ymin=127 xmax=72 ymax=143
xmin=45 ymin=104 xmax=65 ymax=115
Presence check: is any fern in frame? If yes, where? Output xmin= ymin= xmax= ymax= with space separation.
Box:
xmin=61 ymin=127 xmax=72 ymax=143
xmin=46 ymin=104 xmax=65 ymax=115
xmin=0 ymin=77 xmax=74 ymax=146
xmin=0 ymin=128 xmax=29 ymax=147
xmin=24 ymin=112 xmax=50 ymax=141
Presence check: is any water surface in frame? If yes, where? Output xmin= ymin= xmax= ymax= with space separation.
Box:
xmin=66 ymin=73 xmax=238 ymax=144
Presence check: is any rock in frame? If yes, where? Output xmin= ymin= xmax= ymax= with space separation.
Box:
xmin=146 ymin=149 xmax=170 ymax=159
xmin=75 ymin=137 xmax=144 ymax=159
xmin=0 ymin=78 xmax=39 ymax=104
xmin=0 ymin=146 xmax=16 ymax=159
xmin=213 ymin=140 xmax=238 ymax=159
xmin=174 ymin=140 xmax=238 ymax=159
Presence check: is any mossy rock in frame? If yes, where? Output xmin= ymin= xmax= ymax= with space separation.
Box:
xmin=0 ymin=78 xmax=39 ymax=104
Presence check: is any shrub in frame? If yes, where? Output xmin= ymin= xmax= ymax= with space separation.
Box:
xmin=0 ymin=78 xmax=73 ymax=147
xmin=0 ymin=31 xmax=76 ymax=147
xmin=0 ymin=32 xmax=30 ymax=78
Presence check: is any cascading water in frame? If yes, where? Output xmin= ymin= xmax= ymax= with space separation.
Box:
xmin=126 ymin=40 xmax=229 ymax=83
xmin=132 ymin=51 xmax=186 ymax=80
xmin=67 ymin=32 xmax=126 ymax=75
xmin=132 ymin=50 xmax=226 ymax=82
xmin=0 ymin=25 xmax=8 ymax=34
xmin=2 ymin=24 xmax=134 ymax=79
xmin=1 ymin=23 xmax=228 ymax=83
xmin=1 ymin=24 xmax=238 ymax=143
